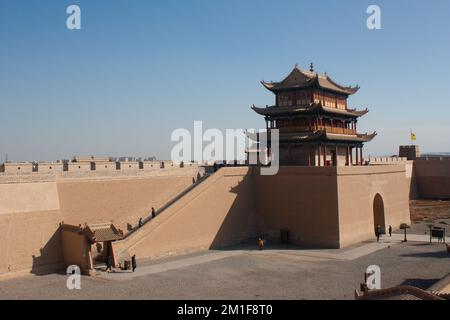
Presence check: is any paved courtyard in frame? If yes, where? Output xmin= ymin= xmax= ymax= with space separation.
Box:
xmin=1 ymin=235 xmax=449 ymax=300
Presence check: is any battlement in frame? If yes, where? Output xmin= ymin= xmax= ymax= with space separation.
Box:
xmin=416 ymin=157 xmax=450 ymax=162
xmin=366 ymin=157 xmax=408 ymax=165
xmin=0 ymin=161 xmax=201 ymax=184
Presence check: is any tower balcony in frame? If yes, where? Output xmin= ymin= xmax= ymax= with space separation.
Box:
xmin=278 ymin=125 xmax=357 ymax=135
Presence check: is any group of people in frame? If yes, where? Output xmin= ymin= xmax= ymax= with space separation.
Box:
xmin=138 ymin=207 xmax=157 ymax=228
xmin=375 ymin=224 xmax=393 ymax=242
xmin=105 ymin=254 xmax=137 ymax=273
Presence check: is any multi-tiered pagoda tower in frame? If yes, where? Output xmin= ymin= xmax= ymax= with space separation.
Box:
xmin=252 ymin=64 xmax=376 ymax=166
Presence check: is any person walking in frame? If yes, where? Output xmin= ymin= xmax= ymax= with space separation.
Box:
xmin=151 ymin=207 xmax=156 ymax=218
xmin=131 ymin=254 xmax=137 ymax=272
xmin=106 ymin=254 xmax=113 ymax=273
xmin=376 ymin=224 xmax=381 ymax=242
xmin=258 ymin=237 xmax=264 ymax=250
xmin=388 ymin=225 xmax=392 ymax=237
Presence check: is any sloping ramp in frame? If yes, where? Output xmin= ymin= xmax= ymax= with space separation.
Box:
xmin=113 ymin=167 xmax=257 ymax=261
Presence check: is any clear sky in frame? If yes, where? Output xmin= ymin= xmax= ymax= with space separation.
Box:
xmin=1 ymin=0 xmax=449 ymax=161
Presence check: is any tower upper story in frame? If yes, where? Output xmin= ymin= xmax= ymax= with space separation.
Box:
xmin=261 ymin=64 xmax=359 ymax=110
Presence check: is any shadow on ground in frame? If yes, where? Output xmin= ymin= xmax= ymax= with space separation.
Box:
xmin=401 ymin=278 xmax=442 ymax=290
xmin=401 ymin=248 xmax=450 ymax=259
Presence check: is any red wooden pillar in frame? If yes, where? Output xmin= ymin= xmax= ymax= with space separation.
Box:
xmin=351 ymin=147 xmax=354 ymax=165
xmin=318 ymin=144 xmax=322 ymax=166
xmin=349 ymin=147 xmax=352 ymax=165
xmin=334 ymin=144 xmax=338 ymax=166
xmin=288 ymin=144 xmax=293 ymax=164
xmin=308 ymin=147 xmax=311 ymax=166
xmin=323 ymin=144 xmax=327 ymax=166
xmin=346 ymin=146 xmax=350 ymax=166
xmin=360 ymin=147 xmax=363 ymax=165
xmin=356 ymin=147 xmax=359 ymax=166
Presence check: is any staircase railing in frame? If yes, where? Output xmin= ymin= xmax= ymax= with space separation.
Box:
xmin=122 ymin=172 xmax=213 ymax=239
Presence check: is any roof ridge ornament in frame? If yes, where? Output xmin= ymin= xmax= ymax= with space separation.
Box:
xmin=310 ymin=62 xmax=314 ymax=72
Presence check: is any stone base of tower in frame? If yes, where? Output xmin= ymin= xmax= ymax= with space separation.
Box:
xmin=254 ymin=165 xmax=410 ymax=248
xmin=114 ymin=165 xmax=411 ymax=265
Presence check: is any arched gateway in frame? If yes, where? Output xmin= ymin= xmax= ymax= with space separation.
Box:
xmin=373 ymin=193 xmax=386 ymax=233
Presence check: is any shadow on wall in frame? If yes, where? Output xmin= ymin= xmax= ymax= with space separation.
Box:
xmin=209 ymin=170 xmax=257 ymax=250
xmin=31 ymin=226 xmax=64 ymax=275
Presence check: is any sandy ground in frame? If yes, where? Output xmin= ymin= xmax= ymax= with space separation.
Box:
xmin=410 ymin=200 xmax=450 ymax=222
xmin=406 ymin=200 xmax=450 ymax=237
xmin=1 ymin=199 xmax=449 ymax=300
xmin=0 ymin=240 xmax=449 ymax=300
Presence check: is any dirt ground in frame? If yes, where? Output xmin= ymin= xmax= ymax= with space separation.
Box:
xmin=410 ymin=200 xmax=450 ymax=223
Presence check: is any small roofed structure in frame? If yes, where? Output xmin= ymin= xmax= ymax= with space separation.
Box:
xmin=84 ymin=223 xmax=123 ymax=242
xmin=60 ymin=223 xmax=123 ymax=275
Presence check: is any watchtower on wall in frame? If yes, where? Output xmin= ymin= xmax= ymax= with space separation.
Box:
xmin=252 ymin=64 xmax=376 ymax=166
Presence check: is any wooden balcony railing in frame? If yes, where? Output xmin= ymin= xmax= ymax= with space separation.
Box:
xmin=317 ymin=125 xmax=356 ymax=135
xmin=278 ymin=125 xmax=356 ymax=135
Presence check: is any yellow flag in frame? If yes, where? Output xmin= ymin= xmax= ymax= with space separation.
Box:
xmin=411 ymin=132 xmax=416 ymax=141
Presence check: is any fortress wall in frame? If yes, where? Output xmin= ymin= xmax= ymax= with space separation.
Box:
xmin=3 ymin=163 xmax=33 ymax=173
xmin=367 ymin=157 xmax=408 ymax=164
xmin=0 ymin=163 xmax=413 ymax=275
xmin=0 ymin=164 xmax=202 ymax=184
xmin=37 ymin=163 xmax=63 ymax=173
xmin=115 ymin=165 xmax=413 ymax=261
xmin=254 ymin=167 xmax=341 ymax=248
xmin=94 ymin=162 xmax=117 ymax=171
xmin=118 ymin=162 xmax=141 ymax=170
xmin=405 ymin=160 xmax=419 ymax=199
xmin=57 ymin=175 xmax=195 ymax=231
xmin=0 ymin=171 xmax=200 ymax=275
xmin=336 ymin=165 xmax=411 ymax=247
xmin=413 ymin=159 xmax=450 ymax=199
xmin=0 ymin=182 xmax=60 ymax=215
xmin=113 ymin=167 xmax=257 ymax=260
xmin=0 ymin=209 xmax=63 ymax=274
xmin=68 ymin=163 xmax=91 ymax=172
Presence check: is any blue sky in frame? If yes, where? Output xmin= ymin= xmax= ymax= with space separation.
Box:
xmin=1 ymin=0 xmax=449 ymax=161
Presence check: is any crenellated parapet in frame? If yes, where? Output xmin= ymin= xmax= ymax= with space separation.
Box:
xmin=0 ymin=160 xmax=203 ymax=184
